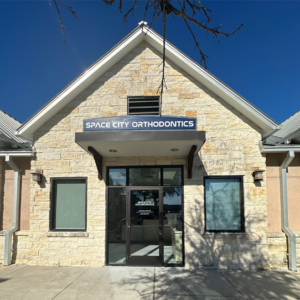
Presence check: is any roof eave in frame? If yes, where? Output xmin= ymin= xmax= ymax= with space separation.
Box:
xmin=17 ymin=26 xmax=144 ymax=141
xmin=142 ymin=27 xmax=279 ymax=137
xmin=16 ymin=23 xmax=279 ymax=141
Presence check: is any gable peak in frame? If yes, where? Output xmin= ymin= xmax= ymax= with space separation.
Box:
xmin=138 ymin=21 xmax=148 ymax=27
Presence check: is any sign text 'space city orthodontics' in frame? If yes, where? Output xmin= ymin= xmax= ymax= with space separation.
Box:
xmin=83 ymin=116 xmax=197 ymax=131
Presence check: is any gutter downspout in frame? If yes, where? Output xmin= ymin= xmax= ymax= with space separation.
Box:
xmin=3 ymin=155 xmax=21 ymax=266
xmin=280 ymin=150 xmax=297 ymax=272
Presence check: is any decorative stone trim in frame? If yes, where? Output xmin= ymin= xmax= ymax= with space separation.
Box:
xmin=46 ymin=232 xmax=89 ymax=237
xmin=267 ymin=232 xmax=286 ymax=238
xmin=15 ymin=231 xmax=29 ymax=236
xmin=267 ymin=231 xmax=300 ymax=238
xmin=0 ymin=230 xmax=30 ymax=236
xmin=203 ymin=232 xmax=248 ymax=237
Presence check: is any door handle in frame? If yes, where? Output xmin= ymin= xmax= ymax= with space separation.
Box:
xmin=157 ymin=226 xmax=162 ymax=236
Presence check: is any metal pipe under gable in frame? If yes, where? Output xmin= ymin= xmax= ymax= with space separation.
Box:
xmin=280 ymin=150 xmax=297 ymax=272
xmin=3 ymin=155 xmax=21 ymax=266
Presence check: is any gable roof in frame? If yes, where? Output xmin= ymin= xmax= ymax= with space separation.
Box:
xmin=0 ymin=110 xmax=31 ymax=147
xmin=16 ymin=21 xmax=279 ymax=140
xmin=264 ymin=110 xmax=300 ymax=145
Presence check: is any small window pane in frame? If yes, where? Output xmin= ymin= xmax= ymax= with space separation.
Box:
xmin=205 ymin=178 xmax=242 ymax=231
xmin=53 ymin=179 xmax=86 ymax=230
xmin=163 ymin=187 xmax=183 ymax=265
xmin=129 ymin=168 xmax=160 ymax=186
xmin=163 ymin=168 xmax=182 ymax=186
xmin=108 ymin=188 xmax=126 ymax=264
xmin=109 ymin=169 xmax=126 ymax=186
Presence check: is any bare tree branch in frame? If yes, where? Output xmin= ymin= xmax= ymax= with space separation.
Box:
xmin=177 ymin=0 xmax=207 ymax=68
xmin=123 ymin=0 xmax=139 ymax=23
xmin=158 ymin=2 xmax=168 ymax=115
xmin=165 ymin=2 xmax=243 ymax=38
xmin=52 ymin=0 xmax=78 ymax=44
xmin=50 ymin=0 xmax=243 ymax=109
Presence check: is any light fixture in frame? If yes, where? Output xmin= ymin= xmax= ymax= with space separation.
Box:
xmin=31 ymin=169 xmax=43 ymax=184
xmin=171 ymin=148 xmax=179 ymax=152
xmin=252 ymin=169 xmax=265 ymax=182
xmin=109 ymin=149 xmax=117 ymax=153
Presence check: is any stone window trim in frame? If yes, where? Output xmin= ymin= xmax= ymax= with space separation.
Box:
xmin=46 ymin=232 xmax=89 ymax=238
xmin=204 ymin=175 xmax=245 ymax=233
xmin=202 ymin=232 xmax=248 ymax=238
xmin=49 ymin=177 xmax=88 ymax=232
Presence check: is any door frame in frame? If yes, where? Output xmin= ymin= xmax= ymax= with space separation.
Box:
xmin=105 ymin=165 xmax=185 ymax=267
xmin=126 ymin=186 xmax=164 ymax=267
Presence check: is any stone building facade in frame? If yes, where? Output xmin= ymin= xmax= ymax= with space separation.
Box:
xmin=1 ymin=23 xmax=298 ymax=270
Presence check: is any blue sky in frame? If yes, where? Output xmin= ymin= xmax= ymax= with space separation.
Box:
xmin=0 ymin=1 xmax=299 ymax=124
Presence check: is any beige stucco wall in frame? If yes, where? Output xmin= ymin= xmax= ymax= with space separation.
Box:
xmin=23 ymin=41 xmax=269 ymax=269
xmin=266 ymin=152 xmax=300 ymax=269
xmin=0 ymin=157 xmax=31 ymax=265
xmin=2 ymin=157 xmax=31 ymax=231
xmin=0 ymin=157 xmax=3 ymax=231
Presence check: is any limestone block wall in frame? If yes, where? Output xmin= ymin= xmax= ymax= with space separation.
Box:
xmin=267 ymin=232 xmax=300 ymax=269
xmin=0 ymin=231 xmax=30 ymax=264
xmin=266 ymin=153 xmax=300 ymax=269
xmin=0 ymin=233 xmax=4 ymax=262
xmin=27 ymin=41 xmax=269 ymax=269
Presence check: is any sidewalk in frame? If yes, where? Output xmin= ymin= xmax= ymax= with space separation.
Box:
xmin=0 ymin=265 xmax=300 ymax=300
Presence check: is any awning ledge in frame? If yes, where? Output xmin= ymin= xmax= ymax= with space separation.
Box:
xmin=75 ymin=131 xmax=205 ymax=159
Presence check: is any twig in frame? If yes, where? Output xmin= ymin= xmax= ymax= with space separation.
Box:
xmin=158 ymin=3 xmax=168 ymax=115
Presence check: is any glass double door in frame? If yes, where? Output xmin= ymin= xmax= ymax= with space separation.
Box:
xmin=127 ymin=187 xmax=163 ymax=266
xmin=107 ymin=166 xmax=184 ymax=267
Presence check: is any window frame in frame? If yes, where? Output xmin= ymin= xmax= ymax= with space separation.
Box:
xmin=204 ymin=175 xmax=245 ymax=233
xmin=127 ymin=96 xmax=161 ymax=116
xmin=106 ymin=166 xmax=184 ymax=187
xmin=50 ymin=177 xmax=88 ymax=232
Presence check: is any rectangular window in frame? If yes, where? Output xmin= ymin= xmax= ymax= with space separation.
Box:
xmin=128 ymin=96 xmax=160 ymax=115
xmin=107 ymin=188 xmax=126 ymax=264
xmin=163 ymin=168 xmax=182 ymax=186
xmin=51 ymin=178 xmax=87 ymax=231
xmin=163 ymin=187 xmax=183 ymax=265
xmin=107 ymin=167 xmax=183 ymax=187
xmin=204 ymin=177 xmax=244 ymax=232
xmin=129 ymin=167 xmax=160 ymax=186
xmin=108 ymin=168 xmax=126 ymax=186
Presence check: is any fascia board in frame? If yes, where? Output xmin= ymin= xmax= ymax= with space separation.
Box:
xmin=143 ymin=28 xmax=279 ymax=137
xmin=17 ymin=28 xmax=144 ymax=141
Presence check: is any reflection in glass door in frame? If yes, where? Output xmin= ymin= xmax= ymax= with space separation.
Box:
xmin=127 ymin=189 xmax=163 ymax=266
xmin=163 ymin=187 xmax=183 ymax=265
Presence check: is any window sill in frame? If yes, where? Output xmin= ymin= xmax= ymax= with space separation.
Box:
xmin=203 ymin=232 xmax=247 ymax=238
xmin=47 ymin=232 xmax=89 ymax=238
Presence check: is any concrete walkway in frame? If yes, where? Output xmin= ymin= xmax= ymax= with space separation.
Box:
xmin=0 ymin=265 xmax=300 ymax=300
